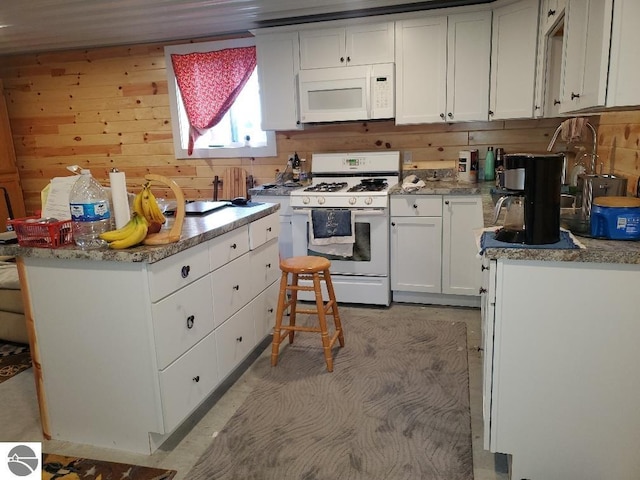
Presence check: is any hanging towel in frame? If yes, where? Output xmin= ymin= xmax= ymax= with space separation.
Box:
xmin=309 ymin=209 xmax=355 ymax=258
xmin=560 ymin=117 xmax=587 ymax=143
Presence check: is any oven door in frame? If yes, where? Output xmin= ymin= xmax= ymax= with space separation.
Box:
xmin=291 ymin=208 xmax=389 ymax=276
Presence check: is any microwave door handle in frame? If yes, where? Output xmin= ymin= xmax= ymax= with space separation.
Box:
xmin=366 ymin=66 xmax=372 ymax=118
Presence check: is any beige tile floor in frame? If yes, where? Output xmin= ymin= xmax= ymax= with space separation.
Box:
xmin=0 ymin=304 xmax=508 ymax=479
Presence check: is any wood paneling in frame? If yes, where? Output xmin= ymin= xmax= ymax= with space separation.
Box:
xmin=2 ymin=38 xmax=639 ymax=214
xmin=598 ymin=111 xmax=640 ymax=195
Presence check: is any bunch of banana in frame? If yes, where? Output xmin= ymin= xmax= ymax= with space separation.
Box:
xmin=99 ymin=212 xmax=149 ymax=249
xmin=133 ymin=183 xmax=166 ymax=232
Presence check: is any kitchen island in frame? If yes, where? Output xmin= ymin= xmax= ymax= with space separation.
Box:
xmin=0 ymin=202 xmax=281 ymax=455
xmin=476 ymin=185 xmax=640 ymax=480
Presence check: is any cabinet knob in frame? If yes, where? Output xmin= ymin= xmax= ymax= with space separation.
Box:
xmin=553 ymin=99 xmax=561 ymax=105
xmin=267 ymin=227 xmax=272 ymax=232
xmin=447 ymin=112 xmax=453 ymax=119
xmin=230 ymin=243 xmax=237 ymax=249
xmin=444 ymin=200 xmax=450 ymax=205
xmin=268 ymin=308 xmax=274 ymax=313
xmin=481 ymin=265 xmax=488 ymax=271
xmin=571 ymin=92 xmax=580 ymax=100
xmin=347 ymin=56 xmax=351 ymax=63
xmin=233 ymin=285 xmax=240 ymax=290
xmin=340 ymin=57 xmax=345 ymax=63
xmin=181 ymin=265 xmax=190 ymax=278
xmin=479 ymin=287 xmax=487 ymax=294
xmin=548 ymin=9 xmax=556 ymax=16
xmin=391 ymin=222 xmax=396 ymax=226
xmin=266 ymin=263 xmax=271 ymax=268
xmin=534 ymin=105 xmax=541 ymax=110
xmin=193 ymin=375 xmax=200 ymax=383
xmin=488 ymin=110 xmax=494 ymax=116
xmin=186 ymin=315 xmax=195 ymax=329
xmin=440 ymin=113 xmax=445 ymax=119
xmin=413 ymin=204 xmax=418 ymax=209
xmin=236 ymin=336 xmax=243 ymax=342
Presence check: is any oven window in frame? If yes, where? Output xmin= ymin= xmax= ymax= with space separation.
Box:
xmin=307 ymin=222 xmax=371 ymax=261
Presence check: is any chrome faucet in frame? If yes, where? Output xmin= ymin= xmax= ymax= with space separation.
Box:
xmin=547 ymin=121 xmax=598 ymax=174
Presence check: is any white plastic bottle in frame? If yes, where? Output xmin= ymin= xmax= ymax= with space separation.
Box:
xmin=69 ymin=169 xmax=111 ymax=249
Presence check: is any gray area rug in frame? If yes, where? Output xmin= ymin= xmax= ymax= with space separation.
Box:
xmin=188 ymin=308 xmax=473 ymax=480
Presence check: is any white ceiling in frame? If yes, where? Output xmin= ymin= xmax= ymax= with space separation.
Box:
xmin=0 ymin=0 xmax=491 ymax=56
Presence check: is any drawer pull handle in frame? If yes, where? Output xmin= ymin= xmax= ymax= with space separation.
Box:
xmin=193 ymin=375 xmax=200 ymax=383
xmin=181 ymin=265 xmax=190 ymax=278
xmin=479 ymin=287 xmax=487 ymax=294
xmin=233 ymin=285 xmax=240 ymax=290
xmin=230 ymin=243 xmax=237 ymax=249
xmin=186 ymin=315 xmax=195 ymax=329
xmin=236 ymin=336 xmax=243 ymax=342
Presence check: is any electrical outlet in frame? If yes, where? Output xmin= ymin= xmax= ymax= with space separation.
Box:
xmin=403 ymin=151 xmax=413 ymax=164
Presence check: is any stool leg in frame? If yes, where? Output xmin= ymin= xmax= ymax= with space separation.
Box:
xmin=271 ymin=271 xmax=289 ymax=367
xmin=323 ymin=269 xmax=344 ymax=347
xmin=288 ymin=273 xmax=298 ymax=344
xmin=313 ymin=272 xmax=334 ymax=372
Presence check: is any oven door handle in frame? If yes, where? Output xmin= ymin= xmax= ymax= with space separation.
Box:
xmin=292 ymin=208 xmax=387 ymax=216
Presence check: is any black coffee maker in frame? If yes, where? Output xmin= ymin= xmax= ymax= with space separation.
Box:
xmin=494 ymin=153 xmax=564 ymax=245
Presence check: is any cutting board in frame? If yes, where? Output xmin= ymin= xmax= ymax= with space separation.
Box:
xmin=184 ymin=200 xmax=230 ymax=215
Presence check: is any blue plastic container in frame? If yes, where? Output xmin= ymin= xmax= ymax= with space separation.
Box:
xmin=590 ymin=205 xmax=640 ymax=240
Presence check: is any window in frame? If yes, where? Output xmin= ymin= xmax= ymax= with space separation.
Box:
xmin=165 ymin=37 xmax=276 ymax=159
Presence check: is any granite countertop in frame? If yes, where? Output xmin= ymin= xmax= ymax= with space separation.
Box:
xmin=249 ymin=183 xmax=306 ymax=196
xmin=0 ymin=202 xmax=279 ymax=263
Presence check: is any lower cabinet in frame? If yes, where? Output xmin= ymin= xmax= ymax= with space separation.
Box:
xmin=390 ymin=194 xmax=482 ymax=307
xmin=23 ymin=212 xmax=280 ymax=454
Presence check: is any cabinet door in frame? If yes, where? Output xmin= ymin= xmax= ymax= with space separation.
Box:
xmin=390 ymin=216 xmax=442 ymax=293
xmin=607 ymin=0 xmax=640 ymax=107
xmin=395 ymin=16 xmax=447 ymax=125
xmin=215 ymin=303 xmax=257 ymax=381
xmin=489 ymin=0 xmax=539 ymax=120
xmin=442 ymin=196 xmax=483 ymax=296
xmin=346 ymin=22 xmax=395 ymax=66
xmin=447 ymin=11 xmax=491 ymax=122
xmin=560 ymin=0 xmax=612 ymax=112
xmin=255 ymin=32 xmax=302 ymax=130
xmin=299 ymin=28 xmax=346 ymax=69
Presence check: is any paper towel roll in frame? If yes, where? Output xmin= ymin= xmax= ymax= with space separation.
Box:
xmin=109 ymin=170 xmax=131 ymax=229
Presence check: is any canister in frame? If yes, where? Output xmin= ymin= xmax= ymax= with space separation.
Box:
xmin=590 ymin=196 xmax=640 ymax=240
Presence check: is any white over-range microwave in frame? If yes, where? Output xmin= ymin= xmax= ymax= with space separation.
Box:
xmin=298 ymin=63 xmax=394 ymax=123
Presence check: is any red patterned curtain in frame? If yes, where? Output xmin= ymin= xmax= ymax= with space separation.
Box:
xmin=171 ymin=46 xmax=257 ymax=155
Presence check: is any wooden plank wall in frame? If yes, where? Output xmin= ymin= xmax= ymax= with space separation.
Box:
xmin=1 ymin=38 xmax=633 ymax=215
xmin=597 ymin=111 xmax=640 ymax=196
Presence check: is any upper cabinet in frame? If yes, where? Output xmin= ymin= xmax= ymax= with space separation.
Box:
xmin=559 ymin=0 xmax=612 ymax=113
xmin=489 ymin=0 xmax=540 ymax=120
xmin=255 ymin=31 xmax=302 ymax=131
xmin=299 ymin=22 xmax=395 ymax=69
xmin=395 ymin=11 xmax=491 ymax=125
xmin=606 ymin=0 xmax=640 ymax=108
xmin=540 ymin=0 xmax=566 ymax=33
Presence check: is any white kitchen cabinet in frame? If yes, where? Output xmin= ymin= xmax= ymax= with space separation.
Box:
xmin=256 ymin=194 xmax=293 ymax=260
xmin=255 ymin=31 xmax=301 ymax=130
xmin=489 ymin=0 xmax=540 ymax=120
xmin=395 ymin=11 xmax=491 ymax=125
xmin=299 ymin=22 xmax=394 ymax=69
xmin=540 ymin=0 xmax=566 ymax=34
xmin=482 ymin=258 xmax=640 ymax=479
xmin=606 ymin=0 xmax=640 ymax=108
xmin=442 ymin=195 xmax=483 ymax=296
xmin=559 ymin=0 xmax=612 ymax=113
xmin=390 ymin=195 xmax=481 ymax=307
xmin=20 ymin=212 xmax=279 ymax=455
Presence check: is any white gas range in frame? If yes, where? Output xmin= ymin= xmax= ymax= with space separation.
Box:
xmin=290 ymin=151 xmax=400 ymax=306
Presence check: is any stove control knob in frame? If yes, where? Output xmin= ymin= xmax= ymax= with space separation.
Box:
xmin=318 ymin=197 xmax=325 ymax=205
xmin=349 ymin=197 xmax=357 ymax=205
xmin=365 ymin=197 xmax=373 ymax=205
xmin=302 ymin=196 xmax=310 ymax=205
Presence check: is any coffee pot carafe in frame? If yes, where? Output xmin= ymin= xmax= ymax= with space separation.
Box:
xmin=493 ymin=194 xmax=526 ymax=243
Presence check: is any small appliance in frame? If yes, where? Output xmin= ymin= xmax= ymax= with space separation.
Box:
xmin=493 ymin=153 xmax=564 ymax=245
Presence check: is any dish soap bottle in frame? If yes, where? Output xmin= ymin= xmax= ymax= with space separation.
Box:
xmin=69 ymin=169 xmax=111 ymax=249
xmin=484 ymin=146 xmax=495 ymax=181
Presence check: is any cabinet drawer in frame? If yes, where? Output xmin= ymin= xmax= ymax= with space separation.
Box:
xmin=252 ymin=280 xmax=279 ymax=341
xmin=148 ymin=243 xmax=210 ymax=302
xmin=158 ymin=331 xmax=219 ymax=434
xmin=391 ymin=196 xmax=442 ymax=216
xmin=249 ymin=238 xmax=280 ymax=298
xmin=215 ymin=303 xmax=258 ymax=381
xmin=212 ymin=253 xmax=252 ymax=327
xmin=249 ymin=212 xmax=279 ymax=249
xmin=209 ymin=226 xmax=249 ymax=271
xmin=152 ymin=274 xmax=215 ymax=370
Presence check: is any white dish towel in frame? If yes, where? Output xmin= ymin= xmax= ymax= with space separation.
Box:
xmin=308 ymin=209 xmax=355 ymax=258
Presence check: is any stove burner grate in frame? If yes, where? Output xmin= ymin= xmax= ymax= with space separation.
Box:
xmin=304 ymin=182 xmax=348 ymax=193
xmin=347 ymin=181 xmax=389 ymax=192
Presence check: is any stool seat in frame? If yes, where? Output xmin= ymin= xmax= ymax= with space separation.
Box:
xmin=271 ymin=255 xmax=344 ymax=372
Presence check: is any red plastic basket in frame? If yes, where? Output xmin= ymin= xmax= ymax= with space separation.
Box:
xmin=8 ymin=216 xmax=73 ymax=248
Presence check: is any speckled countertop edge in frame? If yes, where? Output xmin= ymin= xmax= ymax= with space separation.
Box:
xmin=0 ymin=203 xmax=280 ymax=264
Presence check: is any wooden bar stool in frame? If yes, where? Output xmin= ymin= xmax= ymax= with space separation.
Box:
xmin=271 ymin=256 xmax=344 ymax=372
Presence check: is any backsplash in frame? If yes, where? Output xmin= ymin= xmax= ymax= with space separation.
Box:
xmin=1 ymin=37 xmax=638 ymax=213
